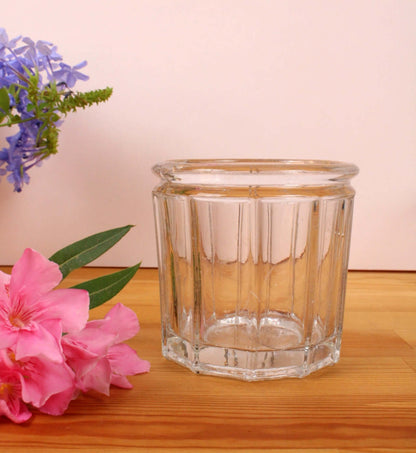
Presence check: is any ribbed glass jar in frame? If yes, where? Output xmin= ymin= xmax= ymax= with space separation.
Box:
xmin=152 ymin=159 xmax=359 ymax=381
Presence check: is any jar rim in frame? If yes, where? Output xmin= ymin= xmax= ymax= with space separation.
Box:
xmin=153 ymin=159 xmax=359 ymax=181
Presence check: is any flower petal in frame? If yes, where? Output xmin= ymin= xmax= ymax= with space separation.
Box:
xmin=0 ymin=270 xmax=11 ymax=300
xmin=62 ymin=322 xmax=115 ymax=356
xmin=0 ymin=356 xmax=32 ymax=424
xmin=62 ymin=338 xmax=98 ymax=361
xmin=38 ymin=387 xmax=77 ymax=416
xmin=108 ymin=343 xmax=150 ymax=376
xmin=0 ymin=398 xmax=32 ymax=424
xmin=19 ymin=357 xmax=75 ymax=408
xmin=10 ymin=249 xmax=62 ymax=303
xmin=0 ymin=327 xmax=17 ymax=350
xmin=38 ymin=288 xmax=90 ymax=333
xmin=102 ymin=303 xmax=140 ymax=343
xmin=77 ymin=358 xmax=112 ymax=396
xmin=110 ymin=374 xmax=133 ymax=389
xmin=15 ymin=322 xmax=64 ymax=363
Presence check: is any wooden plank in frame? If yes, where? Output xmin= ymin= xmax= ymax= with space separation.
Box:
xmin=0 ymin=269 xmax=414 ymax=451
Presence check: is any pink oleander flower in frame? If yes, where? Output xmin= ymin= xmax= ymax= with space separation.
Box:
xmin=62 ymin=303 xmax=150 ymax=396
xmin=2 ymin=349 xmax=76 ymax=415
xmin=0 ymin=240 xmax=149 ymax=424
xmin=0 ymin=248 xmax=90 ymax=363
xmin=0 ymin=349 xmax=77 ymax=420
xmin=0 ymin=354 xmax=31 ymax=424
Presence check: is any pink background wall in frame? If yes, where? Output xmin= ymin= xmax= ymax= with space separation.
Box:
xmin=1 ymin=0 xmax=415 ymax=269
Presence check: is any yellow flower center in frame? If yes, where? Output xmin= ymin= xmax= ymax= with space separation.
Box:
xmin=8 ymin=313 xmax=26 ymax=328
xmin=0 ymin=383 xmax=12 ymax=399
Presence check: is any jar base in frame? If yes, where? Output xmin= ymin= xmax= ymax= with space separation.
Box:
xmin=162 ymin=329 xmax=341 ymax=381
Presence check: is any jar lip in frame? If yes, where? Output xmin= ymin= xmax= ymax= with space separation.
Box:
xmin=153 ymin=159 xmax=359 ymax=180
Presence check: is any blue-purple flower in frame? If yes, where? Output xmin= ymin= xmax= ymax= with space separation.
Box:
xmin=53 ymin=61 xmax=89 ymax=88
xmin=0 ymin=29 xmax=21 ymax=56
xmin=0 ymin=28 xmax=112 ymax=192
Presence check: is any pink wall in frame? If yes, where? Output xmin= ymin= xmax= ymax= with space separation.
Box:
xmin=1 ymin=0 xmax=415 ymax=269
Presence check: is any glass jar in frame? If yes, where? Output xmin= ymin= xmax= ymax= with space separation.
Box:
xmin=152 ymin=159 xmax=359 ymax=381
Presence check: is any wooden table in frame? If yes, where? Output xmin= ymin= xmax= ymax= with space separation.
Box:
xmin=1 ymin=268 xmax=415 ymax=452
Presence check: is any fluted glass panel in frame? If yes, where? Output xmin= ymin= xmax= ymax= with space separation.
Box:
xmin=153 ymin=160 xmax=358 ymax=380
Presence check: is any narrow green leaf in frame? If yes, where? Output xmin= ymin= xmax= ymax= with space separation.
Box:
xmin=71 ymin=263 xmax=141 ymax=309
xmin=0 ymin=88 xmax=10 ymax=115
xmin=49 ymin=225 xmax=134 ymax=279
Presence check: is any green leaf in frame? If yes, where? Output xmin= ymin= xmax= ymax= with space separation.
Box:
xmin=0 ymin=88 xmax=10 ymax=115
xmin=71 ymin=263 xmax=141 ymax=309
xmin=49 ymin=225 xmax=134 ymax=279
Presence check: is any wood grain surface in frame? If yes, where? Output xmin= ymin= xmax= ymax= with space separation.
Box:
xmin=0 ymin=268 xmax=415 ymax=452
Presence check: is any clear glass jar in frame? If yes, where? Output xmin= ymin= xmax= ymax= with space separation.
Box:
xmin=152 ymin=159 xmax=359 ymax=381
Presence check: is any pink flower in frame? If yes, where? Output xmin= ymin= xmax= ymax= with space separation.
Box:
xmin=16 ymin=355 xmax=76 ymax=413
xmin=38 ymin=386 xmax=79 ymax=416
xmin=0 ymin=247 xmax=150 ymax=423
xmin=0 ymin=349 xmax=77 ymax=418
xmin=62 ymin=303 xmax=150 ymax=396
xmin=0 ymin=248 xmax=90 ymax=362
xmin=0 ymin=352 xmax=32 ymax=423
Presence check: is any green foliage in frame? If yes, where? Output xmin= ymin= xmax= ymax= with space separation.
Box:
xmin=50 ymin=225 xmax=134 ymax=279
xmin=0 ymin=87 xmax=10 ymax=119
xmin=59 ymin=87 xmax=113 ymax=114
xmin=50 ymin=225 xmax=140 ymax=309
xmin=0 ymin=68 xmax=112 ymax=158
xmin=71 ymin=264 xmax=141 ymax=310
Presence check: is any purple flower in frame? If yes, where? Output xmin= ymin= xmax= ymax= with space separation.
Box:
xmin=53 ymin=61 xmax=89 ymax=88
xmin=35 ymin=40 xmax=61 ymax=61
xmin=15 ymin=38 xmax=62 ymax=76
xmin=1 ymin=121 xmax=46 ymax=192
xmin=0 ymin=29 xmax=112 ymax=193
xmin=0 ymin=29 xmax=92 ymax=191
xmin=0 ymin=28 xmax=21 ymax=56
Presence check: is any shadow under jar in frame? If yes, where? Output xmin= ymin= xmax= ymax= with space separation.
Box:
xmin=152 ymin=159 xmax=359 ymax=381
